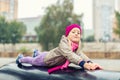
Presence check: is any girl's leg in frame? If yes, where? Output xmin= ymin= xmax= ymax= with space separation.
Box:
xmin=32 ymin=52 xmax=47 ymax=66
xmin=20 ymin=52 xmax=47 ymax=66
xmin=33 ymin=49 xmax=41 ymax=57
xmin=20 ymin=56 xmax=34 ymax=64
xmin=16 ymin=54 xmax=24 ymax=64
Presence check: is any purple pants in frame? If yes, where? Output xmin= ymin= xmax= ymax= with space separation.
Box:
xmin=20 ymin=52 xmax=47 ymax=66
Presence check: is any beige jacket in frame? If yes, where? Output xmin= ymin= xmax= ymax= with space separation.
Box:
xmin=44 ymin=35 xmax=90 ymax=67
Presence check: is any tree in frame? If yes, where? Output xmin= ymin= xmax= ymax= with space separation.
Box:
xmin=35 ymin=0 xmax=83 ymax=50
xmin=84 ymin=35 xmax=95 ymax=42
xmin=0 ymin=16 xmax=26 ymax=52
xmin=0 ymin=16 xmax=26 ymax=44
xmin=8 ymin=20 xmax=26 ymax=44
xmin=8 ymin=20 xmax=26 ymax=51
xmin=0 ymin=16 xmax=9 ymax=43
xmin=0 ymin=16 xmax=9 ymax=51
xmin=114 ymin=11 xmax=120 ymax=39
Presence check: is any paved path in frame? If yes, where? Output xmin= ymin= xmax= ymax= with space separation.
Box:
xmin=0 ymin=58 xmax=120 ymax=71
xmin=0 ymin=58 xmax=15 ymax=67
xmin=92 ymin=59 xmax=120 ymax=71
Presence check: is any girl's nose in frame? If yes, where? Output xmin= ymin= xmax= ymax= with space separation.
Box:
xmin=75 ymin=32 xmax=78 ymax=35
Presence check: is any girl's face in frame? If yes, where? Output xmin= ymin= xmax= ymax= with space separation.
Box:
xmin=67 ymin=28 xmax=81 ymax=43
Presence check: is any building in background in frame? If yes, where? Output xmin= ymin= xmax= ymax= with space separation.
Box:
xmin=0 ymin=0 xmax=40 ymax=42
xmin=18 ymin=16 xmax=41 ymax=42
xmin=1 ymin=0 xmax=120 ymax=42
xmin=116 ymin=0 xmax=120 ymax=12
xmin=93 ymin=0 xmax=115 ymax=42
xmin=0 ymin=0 xmax=18 ymax=20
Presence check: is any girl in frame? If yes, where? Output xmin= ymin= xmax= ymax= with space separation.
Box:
xmin=16 ymin=24 xmax=102 ymax=72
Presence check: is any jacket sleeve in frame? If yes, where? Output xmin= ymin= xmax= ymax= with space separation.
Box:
xmin=58 ymin=36 xmax=83 ymax=65
xmin=77 ymin=51 xmax=91 ymax=61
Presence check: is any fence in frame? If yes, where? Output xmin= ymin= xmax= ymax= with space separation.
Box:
xmin=0 ymin=42 xmax=120 ymax=59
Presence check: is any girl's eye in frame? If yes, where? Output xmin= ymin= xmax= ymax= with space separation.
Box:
xmin=72 ymin=31 xmax=80 ymax=34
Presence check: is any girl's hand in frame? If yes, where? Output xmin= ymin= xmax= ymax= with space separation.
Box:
xmin=92 ymin=63 xmax=103 ymax=70
xmin=84 ymin=63 xmax=103 ymax=70
xmin=83 ymin=63 xmax=92 ymax=70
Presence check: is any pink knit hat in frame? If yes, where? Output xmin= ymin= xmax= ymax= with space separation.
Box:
xmin=65 ymin=24 xmax=82 ymax=36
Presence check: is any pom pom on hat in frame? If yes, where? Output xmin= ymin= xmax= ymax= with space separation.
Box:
xmin=65 ymin=24 xmax=82 ymax=36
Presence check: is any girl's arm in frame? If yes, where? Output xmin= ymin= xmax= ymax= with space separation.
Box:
xmin=58 ymin=36 xmax=83 ymax=65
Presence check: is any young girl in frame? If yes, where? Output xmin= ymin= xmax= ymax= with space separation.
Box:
xmin=16 ymin=24 xmax=102 ymax=72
